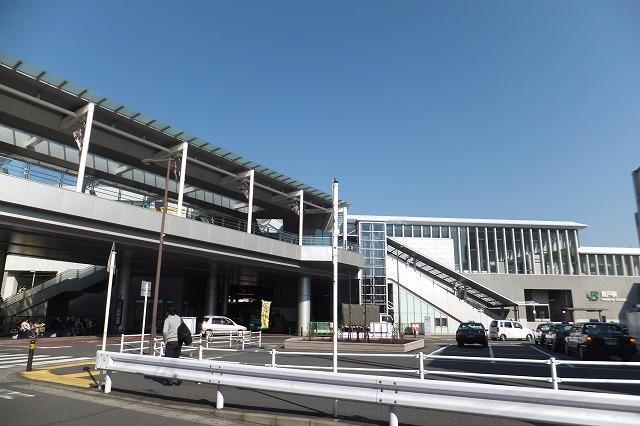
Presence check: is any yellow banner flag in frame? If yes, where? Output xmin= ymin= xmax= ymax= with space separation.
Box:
xmin=261 ymin=300 xmax=271 ymax=329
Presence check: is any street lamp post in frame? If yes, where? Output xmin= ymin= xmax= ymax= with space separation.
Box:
xmin=145 ymin=157 xmax=172 ymax=354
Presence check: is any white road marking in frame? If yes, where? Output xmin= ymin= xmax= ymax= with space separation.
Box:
xmin=426 ymin=344 xmax=451 ymax=356
xmin=37 ymin=346 xmax=72 ymax=349
xmin=0 ymin=389 xmax=34 ymax=400
xmin=529 ymin=344 xmax=576 ymax=368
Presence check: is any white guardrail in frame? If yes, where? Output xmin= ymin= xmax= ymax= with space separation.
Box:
xmin=96 ymin=350 xmax=640 ymax=426
xmin=118 ymin=331 xmax=262 ymax=356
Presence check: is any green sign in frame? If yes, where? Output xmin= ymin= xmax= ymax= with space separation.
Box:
xmin=586 ymin=291 xmax=599 ymax=302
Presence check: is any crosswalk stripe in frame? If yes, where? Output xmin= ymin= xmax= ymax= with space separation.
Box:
xmin=0 ymin=355 xmax=70 ymax=365
xmin=0 ymin=355 xmax=59 ymax=364
xmin=0 ymin=357 xmax=91 ymax=369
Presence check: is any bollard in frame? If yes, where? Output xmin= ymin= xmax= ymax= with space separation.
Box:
xmin=26 ymin=339 xmax=36 ymax=372
xmin=418 ymin=352 xmax=425 ymax=380
xmin=550 ymin=357 xmax=559 ymax=390
xmin=216 ymin=384 xmax=224 ymax=409
xmin=389 ymin=405 xmax=398 ymax=426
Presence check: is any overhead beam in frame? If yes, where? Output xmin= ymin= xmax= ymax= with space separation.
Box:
xmin=59 ymin=103 xmax=94 ymax=129
xmin=24 ymin=136 xmax=44 ymax=149
xmin=114 ymin=164 xmax=134 ymax=175
xmin=219 ymin=170 xmax=253 ymax=185
xmin=270 ymin=190 xmax=303 ymax=204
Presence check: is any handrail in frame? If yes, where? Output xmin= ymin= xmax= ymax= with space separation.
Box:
xmin=1 ymin=265 xmax=104 ymax=307
xmin=0 ymin=154 xmax=360 ymax=253
xmin=96 ymin=350 xmax=640 ymax=426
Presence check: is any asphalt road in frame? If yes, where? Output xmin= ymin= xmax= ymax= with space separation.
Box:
xmin=0 ymin=334 xmax=638 ymax=425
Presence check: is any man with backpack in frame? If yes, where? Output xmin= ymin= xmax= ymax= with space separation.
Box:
xmin=162 ymin=306 xmax=185 ymax=385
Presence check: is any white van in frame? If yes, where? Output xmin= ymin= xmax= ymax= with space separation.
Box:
xmin=489 ymin=320 xmax=534 ymax=341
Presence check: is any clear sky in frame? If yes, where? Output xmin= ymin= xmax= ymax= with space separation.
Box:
xmin=1 ymin=1 xmax=639 ymax=247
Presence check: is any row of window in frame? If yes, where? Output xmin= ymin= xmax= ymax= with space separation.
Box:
xmin=579 ymin=253 xmax=640 ymax=276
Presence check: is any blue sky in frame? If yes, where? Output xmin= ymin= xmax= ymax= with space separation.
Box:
xmin=1 ymin=1 xmax=639 ymax=246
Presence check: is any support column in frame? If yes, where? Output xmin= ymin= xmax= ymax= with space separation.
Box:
xmin=75 ymin=103 xmax=95 ymax=193
xmin=298 ymin=277 xmax=311 ymax=336
xmin=298 ymin=191 xmax=304 ymax=246
xmin=246 ymin=170 xmax=254 ymax=234
xmin=205 ymin=266 xmax=218 ymax=315
xmin=176 ymin=142 xmax=189 ymax=217
xmin=0 ymin=248 xmax=7 ymax=298
xmin=221 ymin=281 xmax=229 ymax=316
xmin=115 ymin=255 xmax=131 ymax=333
xmin=342 ymin=206 xmax=348 ymax=249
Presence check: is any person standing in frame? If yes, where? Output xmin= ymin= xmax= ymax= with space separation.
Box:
xmin=162 ymin=306 xmax=182 ymax=385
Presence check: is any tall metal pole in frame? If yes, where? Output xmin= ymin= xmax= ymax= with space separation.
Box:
xmin=149 ymin=159 xmax=171 ymax=353
xmin=332 ymin=179 xmax=339 ymax=373
xmin=140 ymin=289 xmax=149 ymax=355
xmin=101 ymin=244 xmax=116 ymax=352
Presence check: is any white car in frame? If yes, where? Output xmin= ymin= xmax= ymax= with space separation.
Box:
xmin=200 ymin=315 xmax=247 ymax=338
xmin=489 ymin=320 xmax=534 ymax=341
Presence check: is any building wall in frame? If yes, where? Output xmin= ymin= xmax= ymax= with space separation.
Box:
xmin=466 ymin=273 xmax=640 ymax=323
xmin=393 ymin=237 xmax=455 ymax=269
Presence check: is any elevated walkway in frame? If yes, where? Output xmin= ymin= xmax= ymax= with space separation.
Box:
xmin=0 ymin=265 xmax=106 ymax=318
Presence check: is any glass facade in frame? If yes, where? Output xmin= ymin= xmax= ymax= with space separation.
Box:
xmin=382 ymin=220 xmax=640 ymax=277
xmin=397 ymin=285 xmax=452 ymax=334
xmin=359 ymin=222 xmax=387 ymax=306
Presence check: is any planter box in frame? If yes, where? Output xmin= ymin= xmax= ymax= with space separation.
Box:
xmin=284 ymin=337 xmax=424 ymax=353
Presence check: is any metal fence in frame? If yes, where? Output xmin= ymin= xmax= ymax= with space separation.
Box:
xmin=96 ymin=350 xmax=640 ymax=426
xmin=119 ymin=331 xmax=261 ymax=357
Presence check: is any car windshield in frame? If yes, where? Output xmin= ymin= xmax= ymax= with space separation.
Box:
xmin=459 ymin=324 xmax=484 ymax=331
xmin=538 ymin=324 xmax=551 ymax=331
xmin=583 ymin=323 xmax=625 ymax=337
xmin=559 ymin=325 xmax=573 ymax=332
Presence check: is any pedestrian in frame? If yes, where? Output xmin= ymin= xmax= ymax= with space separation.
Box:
xmin=162 ymin=305 xmax=182 ymax=385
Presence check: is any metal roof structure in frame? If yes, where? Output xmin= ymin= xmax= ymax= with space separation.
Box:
xmin=349 ymin=214 xmax=587 ymax=230
xmin=0 ymin=52 xmax=345 ymax=209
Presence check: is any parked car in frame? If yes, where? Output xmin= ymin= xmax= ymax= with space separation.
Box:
xmin=489 ymin=320 xmax=534 ymax=341
xmin=545 ymin=323 xmax=573 ymax=352
xmin=456 ymin=322 xmax=489 ymax=347
xmin=564 ymin=322 xmax=637 ymax=361
xmin=534 ymin=323 xmax=554 ymax=346
xmin=200 ymin=315 xmax=247 ymax=338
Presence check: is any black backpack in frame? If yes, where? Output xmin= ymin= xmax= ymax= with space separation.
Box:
xmin=177 ymin=320 xmax=192 ymax=346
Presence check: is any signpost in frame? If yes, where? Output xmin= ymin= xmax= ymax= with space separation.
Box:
xmin=140 ymin=280 xmax=151 ymax=354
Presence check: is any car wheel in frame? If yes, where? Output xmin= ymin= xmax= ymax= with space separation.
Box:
xmin=500 ymin=334 xmax=507 ymax=341
xmin=457 ymin=342 xmax=464 ymax=348
xmin=578 ymin=345 xmax=588 ymax=361
xmin=526 ymin=334 xmax=533 ymax=342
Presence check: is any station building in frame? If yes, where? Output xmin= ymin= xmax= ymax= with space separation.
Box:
xmin=347 ymin=215 xmax=640 ymax=333
xmin=0 ymin=53 xmax=638 ymax=336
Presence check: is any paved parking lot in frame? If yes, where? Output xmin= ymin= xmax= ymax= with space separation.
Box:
xmin=2 ymin=335 xmax=639 ymax=425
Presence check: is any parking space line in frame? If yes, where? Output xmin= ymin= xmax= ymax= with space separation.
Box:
xmin=488 ymin=344 xmax=495 ymax=363
xmin=529 ymin=344 xmax=576 ymax=368
xmin=427 ymin=344 xmax=450 ymax=356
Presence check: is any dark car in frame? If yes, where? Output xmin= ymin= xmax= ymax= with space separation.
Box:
xmin=456 ymin=322 xmax=488 ymax=347
xmin=545 ymin=323 xmax=573 ymax=352
xmin=534 ymin=323 xmax=554 ymax=345
xmin=564 ymin=322 xmax=637 ymax=361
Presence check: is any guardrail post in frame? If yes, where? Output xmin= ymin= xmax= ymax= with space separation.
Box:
xmin=104 ymin=370 xmax=112 ymax=394
xmin=259 ymin=331 xmax=262 ymax=348
xmin=216 ymin=385 xmax=224 ymax=409
xmin=198 ymin=345 xmax=203 ymax=361
xmin=550 ymin=357 xmax=559 ymax=390
xmin=119 ymin=334 xmax=124 ymax=353
xmin=271 ymin=349 xmax=276 ymax=368
xmin=418 ymin=352 xmax=425 ymax=380
xmin=242 ymin=332 xmax=245 ymax=350
xmin=389 ymin=405 xmax=398 ymax=426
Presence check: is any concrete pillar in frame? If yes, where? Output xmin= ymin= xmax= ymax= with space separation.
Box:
xmin=298 ymin=277 xmax=311 ymax=336
xmin=221 ymin=281 xmax=229 ymax=316
xmin=115 ymin=256 xmax=131 ymax=333
xmin=205 ymin=267 xmax=218 ymax=315
xmin=0 ymin=249 xmax=7 ymax=299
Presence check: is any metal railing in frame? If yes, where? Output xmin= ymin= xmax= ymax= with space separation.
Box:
xmin=1 ymin=265 xmax=104 ymax=307
xmin=261 ymin=350 xmax=640 ymax=391
xmin=0 ymin=154 xmax=360 ymax=253
xmin=120 ymin=331 xmax=261 ymax=357
xmin=96 ymin=350 xmax=640 ymax=426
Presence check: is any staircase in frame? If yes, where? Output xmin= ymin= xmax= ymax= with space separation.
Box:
xmin=0 ymin=265 xmax=106 ymax=318
xmin=387 ymin=238 xmax=516 ymax=327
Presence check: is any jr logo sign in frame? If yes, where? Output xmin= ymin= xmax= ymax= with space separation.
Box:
xmin=586 ymin=291 xmax=600 ymax=302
